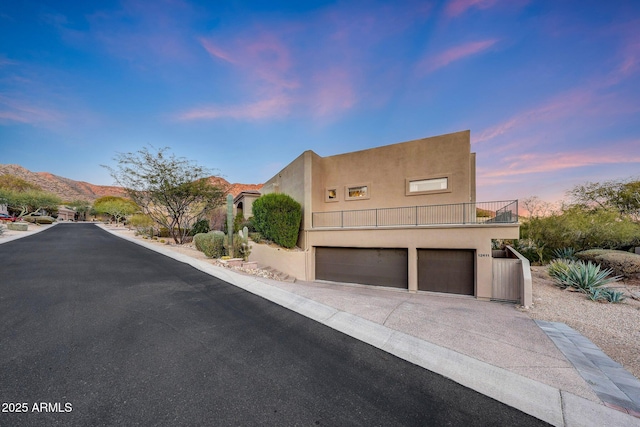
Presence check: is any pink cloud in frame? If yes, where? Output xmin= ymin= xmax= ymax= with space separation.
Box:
xmin=199 ymin=38 xmax=235 ymax=64
xmin=445 ymin=0 xmax=500 ymax=17
xmin=445 ymin=0 xmax=529 ymax=17
xmin=199 ymin=32 xmax=299 ymax=93
xmin=473 ymin=86 xmax=598 ymax=144
xmin=0 ymin=95 xmax=66 ymax=125
xmin=478 ymin=144 xmax=640 ymax=179
xmin=308 ymin=68 xmax=357 ymax=117
xmin=177 ymin=95 xmax=293 ymax=121
xmin=419 ymin=39 xmax=499 ymax=74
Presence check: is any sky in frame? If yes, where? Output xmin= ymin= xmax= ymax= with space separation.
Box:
xmin=1 ymin=0 xmax=639 ymax=204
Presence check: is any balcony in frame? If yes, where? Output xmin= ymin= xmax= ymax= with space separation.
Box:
xmin=311 ymin=200 xmax=518 ymax=228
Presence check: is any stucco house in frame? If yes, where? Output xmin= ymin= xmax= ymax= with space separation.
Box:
xmin=242 ymin=130 xmax=528 ymax=305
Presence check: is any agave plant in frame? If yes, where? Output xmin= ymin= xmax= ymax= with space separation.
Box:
xmin=605 ymin=289 xmax=626 ymax=303
xmin=563 ymin=261 xmax=621 ymax=292
xmin=552 ymin=247 xmax=577 ymax=261
xmin=547 ymin=259 xmax=575 ymax=289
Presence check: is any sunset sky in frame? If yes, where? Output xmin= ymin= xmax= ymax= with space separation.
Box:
xmin=1 ymin=0 xmax=639 ymax=203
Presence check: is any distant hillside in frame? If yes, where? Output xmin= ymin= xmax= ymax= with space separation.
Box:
xmin=0 ymin=164 xmax=262 ymax=203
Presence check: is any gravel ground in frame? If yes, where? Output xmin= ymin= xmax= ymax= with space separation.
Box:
xmin=526 ymin=266 xmax=640 ymax=380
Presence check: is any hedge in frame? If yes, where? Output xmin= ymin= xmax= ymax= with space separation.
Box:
xmin=575 ymin=249 xmax=640 ymax=278
xmin=252 ymin=193 xmax=302 ymax=249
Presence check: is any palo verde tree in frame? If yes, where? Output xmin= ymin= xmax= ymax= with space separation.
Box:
xmin=92 ymin=196 xmax=138 ymax=224
xmin=0 ymin=174 xmax=61 ymax=217
xmin=103 ymin=146 xmax=227 ymax=244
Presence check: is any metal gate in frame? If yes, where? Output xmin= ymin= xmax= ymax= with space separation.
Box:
xmin=315 ymin=247 xmax=408 ymax=288
xmin=491 ymin=258 xmax=521 ymax=302
xmin=417 ymin=249 xmax=475 ymax=295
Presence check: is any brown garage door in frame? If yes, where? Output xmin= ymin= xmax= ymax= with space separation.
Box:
xmin=418 ymin=249 xmax=475 ymax=295
xmin=315 ymin=247 xmax=408 ymax=289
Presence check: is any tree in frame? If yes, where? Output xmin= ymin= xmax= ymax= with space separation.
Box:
xmin=0 ymin=188 xmax=61 ymax=217
xmin=568 ymin=178 xmax=640 ymax=221
xmin=103 ymin=146 xmax=227 ymax=244
xmin=93 ymin=196 xmax=138 ymax=224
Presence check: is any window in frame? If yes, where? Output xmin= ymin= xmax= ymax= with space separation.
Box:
xmin=406 ymin=176 xmax=450 ymax=195
xmin=345 ymin=184 xmax=370 ymax=200
xmin=325 ymin=187 xmax=338 ymax=202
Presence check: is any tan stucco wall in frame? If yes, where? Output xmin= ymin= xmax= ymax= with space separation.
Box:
xmin=248 ymin=242 xmax=306 ymax=280
xmin=304 ymin=224 xmax=520 ymax=299
xmin=313 ymin=130 xmax=474 ymax=214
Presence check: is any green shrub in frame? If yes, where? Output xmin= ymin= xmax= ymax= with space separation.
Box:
xmin=249 ymin=232 xmax=263 ymax=243
xmin=190 ymin=219 xmax=210 ymax=236
xmin=233 ymin=212 xmax=244 ymax=235
xmin=128 ymin=214 xmax=154 ymax=236
xmin=194 ymin=231 xmax=225 ymax=258
xmin=252 ymin=193 xmax=302 ymax=249
xmin=576 ymin=249 xmax=640 ymax=278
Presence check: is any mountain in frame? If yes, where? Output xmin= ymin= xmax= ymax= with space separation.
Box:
xmin=0 ymin=164 xmax=263 ymax=203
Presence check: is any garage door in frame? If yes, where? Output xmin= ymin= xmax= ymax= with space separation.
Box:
xmin=418 ymin=249 xmax=475 ymax=295
xmin=315 ymin=247 xmax=408 ymax=289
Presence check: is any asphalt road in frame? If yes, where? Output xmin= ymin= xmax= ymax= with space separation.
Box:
xmin=0 ymin=224 xmax=550 ymax=426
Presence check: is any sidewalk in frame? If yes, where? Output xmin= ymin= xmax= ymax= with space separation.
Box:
xmin=4 ymin=223 xmax=639 ymax=426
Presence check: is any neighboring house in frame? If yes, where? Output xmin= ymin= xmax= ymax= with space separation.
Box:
xmin=243 ymin=130 xmax=526 ymax=304
xmin=234 ymin=191 xmax=261 ymax=219
xmin=57 ymin=206 xmax=76 ymax=221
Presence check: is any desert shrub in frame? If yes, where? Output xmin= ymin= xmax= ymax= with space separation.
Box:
xmin=232 ymin=212 xmax=244 ymax=235
xmin=128 ymin=214 xmax=154 ymax=235
xmin=575 ymin=249 xmax=640 ymax=278
xmin=194 ymin=231 xmax=225 ymax=258
xmin=252 ymin=193 xmax=302 ymax=249
xmin=223 ymin=234 xmax=243 ymax=258
xmin=249 ymin=232 xmax=263 ymax=243
xmin=190 ymin=219 xmax=210 ymax=236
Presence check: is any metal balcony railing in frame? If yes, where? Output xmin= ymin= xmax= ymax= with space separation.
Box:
xmin=311 ymin=200 xmax=518 ymax=228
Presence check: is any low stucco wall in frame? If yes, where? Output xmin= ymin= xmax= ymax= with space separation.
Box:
xmin=248 ymin=241 xmax=306 ymax=280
